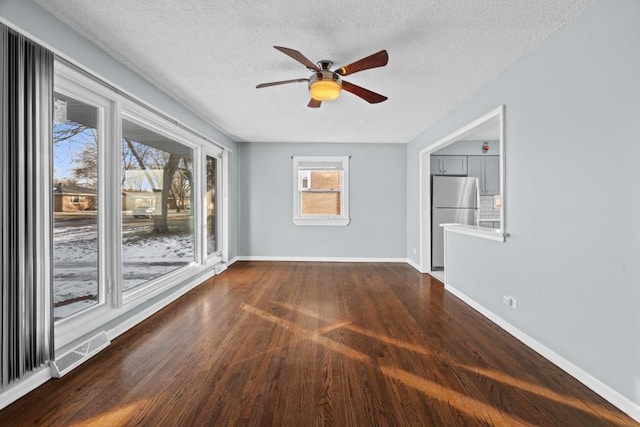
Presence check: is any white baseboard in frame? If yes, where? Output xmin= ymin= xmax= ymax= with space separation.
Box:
xmin=444 ymin=283 xmax=640 ymax=423
xmin=228 ymin=256 xmax=240 ymax=266
xmin=405 ymin=258 xmax=422 ymax=272
xmin=0 ymin=367 xmax=51 ymax=411
xmin=237 ymin=256 xmax=408 ymax=263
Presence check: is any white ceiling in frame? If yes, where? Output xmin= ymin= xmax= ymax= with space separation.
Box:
xmin=36 ymin=0 xmax=596 ymax=143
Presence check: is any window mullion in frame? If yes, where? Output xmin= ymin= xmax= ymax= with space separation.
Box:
xmin=105 ymin=98 xmax=122 ymax=308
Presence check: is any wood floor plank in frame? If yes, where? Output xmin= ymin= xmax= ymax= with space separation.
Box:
xmin=0 ymin=261 xmax=637 ymax=426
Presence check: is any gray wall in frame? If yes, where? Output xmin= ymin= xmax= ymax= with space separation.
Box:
xmin=407 ymin=0 xmax=640 ymax=407
xmin=0 ymin=0 xmax=239 ymax=259
xmin=240 ymin=142 xmax=406 ymax=259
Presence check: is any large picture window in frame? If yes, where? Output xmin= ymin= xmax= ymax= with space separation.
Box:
xmin=52 ymin=60 xmax=227 ymax=349
xmin=292 ymin=156 xmax=350 ymax=226
xmin=52 ymin=91 xmax=102 ymax=320
xmin=121 ymin=118 xmax=195 ymax=293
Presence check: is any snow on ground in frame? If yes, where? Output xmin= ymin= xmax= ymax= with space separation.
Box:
xmin=53 ymin=223 xmax=193 ymax=319
xmin=121 ymin=232 xmax=193 ymax=288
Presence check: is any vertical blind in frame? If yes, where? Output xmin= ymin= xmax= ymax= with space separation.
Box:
xmin=1 ymin=23 xmax=53 ymax=390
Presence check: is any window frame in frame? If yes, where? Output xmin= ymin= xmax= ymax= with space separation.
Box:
xmin=52 ymin=59 xmax=229 ymax=350
xmin=53 ymin=62 xmax=114 ymax=345
xmin=204 ymin=150 xmax=223 ymax=265
xmin=119 ymin=100 xmax=202 ymax=304
xmin=292 ymin=156 xmax=350 ymax=226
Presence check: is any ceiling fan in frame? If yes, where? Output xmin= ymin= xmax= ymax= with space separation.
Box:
xmin=256 ymin=46 xmax=389 ymax=108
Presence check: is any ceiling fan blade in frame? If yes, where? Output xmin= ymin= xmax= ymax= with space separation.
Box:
xmin=336 ymin=50 xmax=388 ymax=76
xmin=256 ymin=78 xmax=308 ymax=88
xmin=308 ymin=99 xmax=321 ymax=108
xmin=273 ymin=46 xmax=321 ymax=71
xmin=341 ymin=80 xmax=388 ymax=104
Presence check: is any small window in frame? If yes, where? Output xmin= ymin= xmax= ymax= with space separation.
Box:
xmin=293 ymin=156 xmax=350 ymax=226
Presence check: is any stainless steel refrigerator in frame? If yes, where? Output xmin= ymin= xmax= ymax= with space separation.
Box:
xmin=431 ymin=176 xmax=479 ymax=269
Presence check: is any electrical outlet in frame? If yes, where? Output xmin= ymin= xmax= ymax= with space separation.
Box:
xmin=413 ymin=248 xmax=417 ymax=255
xmin=503 ymin=295 xmax=518 ymax=310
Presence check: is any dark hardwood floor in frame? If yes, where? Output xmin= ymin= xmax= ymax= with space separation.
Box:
xmin=0 ymin=262 xmax=636 ymax=426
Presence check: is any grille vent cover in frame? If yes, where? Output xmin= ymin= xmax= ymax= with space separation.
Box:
xmin=50 ymin=331 xmax=110 ymax=378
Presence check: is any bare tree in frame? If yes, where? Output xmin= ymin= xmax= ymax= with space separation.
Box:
xmin=59 ymin=122 xmax=188 ymax=235
xmin=171 ymin=158 xmax=192 ymax=212
xmin=121 ymin=141 xmax=183 ymax=233
xmin=54 ymin=123 xmax=90 ymax=144
xmin=55 ymin=122 xmax=98 ymax=188
xmin=153 ymin=153 xmax=181 ymax=234
xmin=123 ymin=139 xmax=159 ymax=191
xmin=72 ymin=138 xmax=97 ymax=188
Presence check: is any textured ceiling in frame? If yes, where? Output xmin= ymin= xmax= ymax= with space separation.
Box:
xmin=36 ymin=0 xmax=596 ymax=143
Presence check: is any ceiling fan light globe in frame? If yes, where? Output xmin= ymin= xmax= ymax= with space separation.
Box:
xmin=309 ymin=80 xmax=341 ymax=101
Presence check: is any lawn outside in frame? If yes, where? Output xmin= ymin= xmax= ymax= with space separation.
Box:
xmin=53 ymin=210 xmax=195 ymax=319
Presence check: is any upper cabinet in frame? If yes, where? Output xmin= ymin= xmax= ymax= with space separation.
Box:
xmin=484 ymin=156 xmax=500 ymax=195
xmin=467 ymin=155 xmax=500 ymax=195
xmin=430 ymin=155 xmax=468 ymax=176
xmin=431 ymin=155 xmax=500 ymax=195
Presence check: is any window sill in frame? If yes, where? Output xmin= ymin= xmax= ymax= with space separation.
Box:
xmin=293 ymin=217 xmax=350 ymax=226
xmin=440 ymin=223 xmax=506 ymax=242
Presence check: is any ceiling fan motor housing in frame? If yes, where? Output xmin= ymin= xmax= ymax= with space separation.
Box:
xmin=308 ymin=64 xmax=342 ymax=101
xmin=309 ymin=70 xmax=341 ymax=86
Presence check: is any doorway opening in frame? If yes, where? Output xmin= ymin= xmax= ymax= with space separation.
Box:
xmin=419 ymin=106 xmax=505 ymax=281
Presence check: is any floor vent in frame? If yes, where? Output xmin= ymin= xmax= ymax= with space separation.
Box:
xmin=50 ymin=331 xmax=110 ymax=378
xmin=214 ymin=263 xmax=228 ymax=275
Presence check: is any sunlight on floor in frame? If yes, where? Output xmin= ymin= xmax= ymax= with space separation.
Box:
xmin=243 ymin=303 xmax=529 ymax=426
xmin=453 ymin=363 xmax=625 ymax=425
xmin=378 ymin=365 xmax=529 ymax=426
xmin=274 ymin=301 xmax=434 ymax=357
xmin=68 ymin=400 xmax=149 ymax=427
xmin=242 ymin=304 xmax=367 ymax=362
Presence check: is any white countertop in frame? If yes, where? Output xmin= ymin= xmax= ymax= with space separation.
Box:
xmin=439 ymin=223 xmax=505 ymax=242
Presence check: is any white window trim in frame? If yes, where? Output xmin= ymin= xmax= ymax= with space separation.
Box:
xmin=292 ymin=156 xmax=350 ymax=226
xmin=221 ymin=149 xmax=229 ymax=263
xmin=119 ymin=99 xmax=204 ymax=305
xmin=203 ymin=150 xmax=223 ymax=266
xmin=52 ymin=60 xmax=230 ymax=350
xmin=53 ymin=63 xmax=114 ymax=338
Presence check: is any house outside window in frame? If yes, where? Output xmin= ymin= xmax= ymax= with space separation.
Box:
xmin=292 ymin=156 xmax=350 ymax=226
